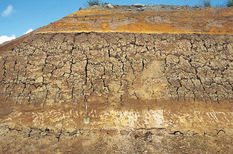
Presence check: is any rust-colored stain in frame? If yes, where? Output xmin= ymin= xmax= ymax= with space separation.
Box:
xmin=101 ymin=23 xmax=111 ymax=31
xmin=116 ymin=21 xmax=191 ymax=33
xmin=37 ymin=7 xmax=233 ymax=34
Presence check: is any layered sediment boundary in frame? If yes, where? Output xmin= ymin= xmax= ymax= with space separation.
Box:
xmin=0 ymin=5 xmax=232 ymax=153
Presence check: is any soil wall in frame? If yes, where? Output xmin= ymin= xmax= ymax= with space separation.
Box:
xmin=0 ymin=32 xmax=232 ymax=153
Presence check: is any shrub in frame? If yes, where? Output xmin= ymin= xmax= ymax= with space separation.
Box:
xmin=87 ymin=0 xmax=100 ymax=6
xmin=203 ymin=0 xmax=211 ymax=7
xmin=227 ymin=0 xmax=233 ymax=7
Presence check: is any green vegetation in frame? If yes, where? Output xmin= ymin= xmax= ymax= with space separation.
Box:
xmin=85 ymin=0 xmax=233 ymax=8
xmin=227 ymin=0 xmax=233 ymax=7
xmin=203 ymin=0 xmax=211 ymax=7
xmin=87 ymin=0 xmax=100 ymax=6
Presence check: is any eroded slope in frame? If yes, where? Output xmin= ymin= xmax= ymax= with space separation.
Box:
xmin=0 ymin=5 xmax=232 ymax=153
xmin=38 ymin=5 xmax=233 ymax=34
xmin=0 ymin=33 xmax=232 ymax=106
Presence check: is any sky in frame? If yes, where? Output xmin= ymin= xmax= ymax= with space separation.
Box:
xmin=0 ymin=0 xmax=228 ymax=44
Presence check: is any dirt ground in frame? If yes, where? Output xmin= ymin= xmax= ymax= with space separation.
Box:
xmin=0 ymin=125 xmax=232 ymax=153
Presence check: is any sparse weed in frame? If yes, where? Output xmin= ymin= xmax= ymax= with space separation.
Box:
xmin=203 ymin=0 xmax=211 ymax=7
xmin=227 ymin=0 xmax=233 ymax=7
xmin=87 ymin=0 xmax=100 ymax=6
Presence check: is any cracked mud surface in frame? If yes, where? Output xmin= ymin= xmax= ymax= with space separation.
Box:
xmin=0 ymin=32 xmax=232 ymax=153
xmin=0 ymin=32 xmax=232 ymax=105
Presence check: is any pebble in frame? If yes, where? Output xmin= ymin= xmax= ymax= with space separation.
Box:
xmin=133 ymin=3 xmax=144 ymax=7
xmin=107 ymin=4 xmax=114 ymax=9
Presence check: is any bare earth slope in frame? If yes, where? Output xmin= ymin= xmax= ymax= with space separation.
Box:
xmin=0 ymin=5 xmax=232 ymax=153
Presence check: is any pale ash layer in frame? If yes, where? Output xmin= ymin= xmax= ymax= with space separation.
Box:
xmin=0 ymin=102 xmax=232 ymax=153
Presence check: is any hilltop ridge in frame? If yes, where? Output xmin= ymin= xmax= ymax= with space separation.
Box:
xmin=37 ymin=4 xmax=233 ymax=34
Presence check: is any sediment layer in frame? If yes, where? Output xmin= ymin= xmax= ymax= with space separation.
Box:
xmin=0 ymin=5 xmax=232 ymax=153
xmin=38 ymin=5 xmax=233 ymax=34
xmin=0 ymin=33 xmax=232 ymax=105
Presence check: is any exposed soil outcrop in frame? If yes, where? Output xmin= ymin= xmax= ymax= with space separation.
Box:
xmin=1 ymin=125 xmax=232 ymax=153
xmin=0 ymin=5 xmax=232 ymax=153
xmin=0 ymin=33 xmax=232 ymax=105
xmin=39 ymin=5 xmax=233 ymax=34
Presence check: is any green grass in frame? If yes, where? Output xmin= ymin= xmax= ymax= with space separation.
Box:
xmin=87 ymin=0 xmax=100 ymax=6
xmin=203 ymin=0 xmax=211 ymax=7
xmin=227 ymin=0 xmax=233 ymax=7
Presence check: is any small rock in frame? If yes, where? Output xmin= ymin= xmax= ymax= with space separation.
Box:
xmin=137 ymin=8 xmax=142 ymax=12
xmin=133 ymin=3 xmax=144 ymax=7
xmin=107 ymin=4 xmax=114 ymax=9
xmin=174 ymin=131 xmax=183 ymax=135
xmin=137 ymin=7 xmax=145 ymax=12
